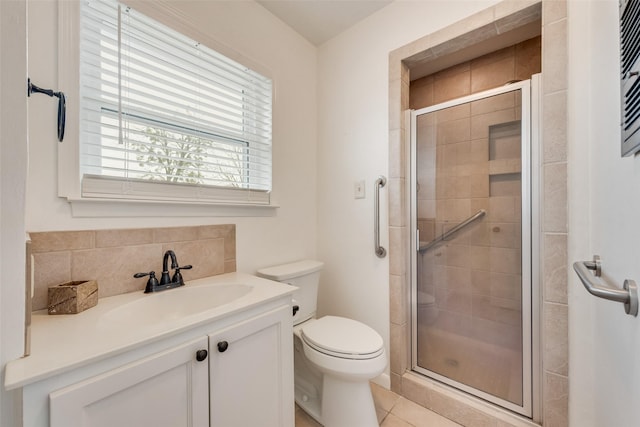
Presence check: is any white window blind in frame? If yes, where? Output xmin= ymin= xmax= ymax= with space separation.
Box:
xmin=79 ymin=0 xmax=272 ymax=204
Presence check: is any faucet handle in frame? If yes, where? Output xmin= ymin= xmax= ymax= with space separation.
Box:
xmin=172 ymin=265 xmax=192 ymax=286
xmin=134 ymin=271 xmax=160 ymax=293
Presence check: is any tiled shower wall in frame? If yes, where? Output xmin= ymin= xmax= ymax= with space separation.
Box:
xmin=29 ymin=224 xmax=236 ymax=311
xmin=389 ymin=1 xmax=568 ymax=426
xmin=411 ymin=39 xmax=540 ymax=396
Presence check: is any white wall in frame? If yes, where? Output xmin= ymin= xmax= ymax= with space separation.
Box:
xmin=1 ymin=2 xmax=315 ymax=424
xmin=567 ymin=1 xmax=640 ymax=426
xmin=316 ymin=0 xmax=500 ymax=382
xmin=1 ymin=1 xmax=28 ymax=426
xmin=26 ymin=0 xmax=318 ymax=274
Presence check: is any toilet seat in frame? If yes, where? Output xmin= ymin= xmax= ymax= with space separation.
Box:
xmin=301 ymin=316 xmax=384 ymax=360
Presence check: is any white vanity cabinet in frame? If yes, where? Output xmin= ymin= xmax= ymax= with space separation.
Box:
xmin=209 ymin=305 xmax=293 ymax=427
xmin=49 ymin=337 xmax=210 ymax=427
xmin=7 ymin=274 xmax=296 ymax=427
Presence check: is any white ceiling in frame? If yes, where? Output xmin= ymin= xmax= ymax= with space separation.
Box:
xmin=256 ymin=0 xmax=393 ymax=46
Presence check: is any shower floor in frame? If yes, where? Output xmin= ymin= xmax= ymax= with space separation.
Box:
xmin=417 ymin=323 xmax=522 ymax=405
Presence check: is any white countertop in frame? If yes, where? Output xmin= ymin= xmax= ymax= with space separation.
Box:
xmin=4 ymin=272 xmax=295 ymax=390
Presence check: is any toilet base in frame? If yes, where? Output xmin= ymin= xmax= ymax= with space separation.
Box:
xmin=320 ymin=376 xmax=378 ymax=427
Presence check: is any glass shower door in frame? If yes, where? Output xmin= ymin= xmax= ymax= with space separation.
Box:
xmin=410 ymin=81 xmax=532 ymax=416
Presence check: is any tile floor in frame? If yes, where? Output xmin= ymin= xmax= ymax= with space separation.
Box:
xmin=295 ymin=383 xmax=462 ymax=427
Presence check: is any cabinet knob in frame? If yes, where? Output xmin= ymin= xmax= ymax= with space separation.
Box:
xmin=196 ymin=349 xmax=208 ymax=362
xmin=217 ymin=341 xmax=229 ymax=353
xmin=292 ymin=305 xmax=300 ymax=316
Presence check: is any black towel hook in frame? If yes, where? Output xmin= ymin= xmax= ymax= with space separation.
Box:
xmin=27 ymin=78 xmax=66 ymax=142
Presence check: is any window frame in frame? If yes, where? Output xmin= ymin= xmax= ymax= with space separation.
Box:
xmin=58 ymin=0 xmax=278 ymax=217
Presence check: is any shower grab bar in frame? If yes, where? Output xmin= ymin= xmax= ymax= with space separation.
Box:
xmin=573 ymin=255 xmax=638 ymax=316
xmin=374 ymin=176 xmax=387 ymax=258
xmin=418 ymin=209 xmax=486 ymax=254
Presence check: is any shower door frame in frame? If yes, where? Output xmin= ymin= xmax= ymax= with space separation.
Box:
xmin=409 ymin=78 xmax=540 ymax=418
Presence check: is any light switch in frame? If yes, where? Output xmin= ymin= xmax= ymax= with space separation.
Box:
xmin=354 ymin=180 xmax=365 ymax=199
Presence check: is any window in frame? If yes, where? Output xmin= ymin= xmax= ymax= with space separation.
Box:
xmin=77 ymin=0 xmax=272 ymax=205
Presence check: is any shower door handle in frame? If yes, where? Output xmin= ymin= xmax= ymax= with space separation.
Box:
xmin=374 ymin=176 xmax=387 ymax=258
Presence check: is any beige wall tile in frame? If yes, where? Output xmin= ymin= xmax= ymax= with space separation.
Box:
xmin=198 ymin=224 xmax=234 ymax=240
xmin=30 ymin=231 xmax=94 ymax=253
xmin=489 ymin=196 xmax=518 ymax=222
xmin=470 ymin=245 xmax=490 ymax=271
xmin=436 ymin=288 xmax=472 ymax=314
xmin=489 ymin=222 xmax=521 ymax=249
xmin=30 ymin=225 xmax=237 ymax=308
xmin=472 ymin=293 xmax=521 ymax=326
xmin=543 ymin=162 xmax=567 ymax=233
xmin=390 ymin=178 xmax=406 ymax=228
xmin=163 ymin=239 xmax=225 ymax=280
xmin=471 ymin=56 xmax=516 ymax=93
xmin=490 ymin=247 xmax=521 ymax=275
xmin=471 ymin=45 xmax=514 ymax=68
xmin=389 ymin=129 xmax=406 ymax=180
xmin=515 ymin=36 xmax=542 ymax=80
xmin=542 ymin=18 xmax=567 ymax=94
xmin=544 ymin=302 xmax=568 ymax=376
xmin=433 ymin=69 xmax=471 ymax=105
xmin=72 ymin=244 xmax=162 ymax=297
xmin=95 ymin=228 xmax=154 ymax=248
xmin=224 ymin=260 xmax=236 ymax=274
xmin=390 ymin=322 xmax=408 ymax=375
xmin=471 ymin=269 xmax=491 ymax=295
xmin=32 ymin=251 xmax=72 ymax=311
xmin=471 ymin=91 xmax=516 ymax=116
xmin=223 ymin=228 xmax=236 ymax=262
xmin=543 ymin=0 xmax=567 ymax=24
xmin=543 ymin=233 xmax=568 ymax=304
xmin=436 ymin=103 xmax=470 ymax=123
xmin=390 ymin=273 xmax=408 ymax=325
xmin=544 ymin=372 xmax=569 ymax=427
xmin=410 ymin=77 xmax=434 ymax=110
xmin=471 ymin=109 xmax=517 ymax=140
xmin=153 ymin=226 xmax=199 ymax=243
xmin=491 ymin=272 xmax=522 ymax=301
xmin=436 ymin=118 xmax=471 ymax=146
xmin=543 ymin=91 xmax=568 ymax=163
xmin=390 ymin=226 xmax=407 ymax=276
xmin=390 ymin=79 xmax=405 ymax=131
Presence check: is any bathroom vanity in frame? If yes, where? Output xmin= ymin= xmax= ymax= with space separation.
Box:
xmin=4 ymin=273 xmax=296 ymax=427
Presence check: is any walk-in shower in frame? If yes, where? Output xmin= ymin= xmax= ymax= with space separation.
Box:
xmin=409 ymin=79 xmax=538 ymax=416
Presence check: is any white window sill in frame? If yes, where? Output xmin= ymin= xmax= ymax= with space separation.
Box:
xmin=66 ymin=197 xmax=279 ymax=218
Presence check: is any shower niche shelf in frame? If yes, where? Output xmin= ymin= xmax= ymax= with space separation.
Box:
xmin=488 ymin=121 xmax=521 ymax=164
xmin=488 ymin=120 xmax=522 ymax=197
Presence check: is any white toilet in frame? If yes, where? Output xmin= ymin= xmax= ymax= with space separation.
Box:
xmin=257 ymin=260 xmax=386 ymax=427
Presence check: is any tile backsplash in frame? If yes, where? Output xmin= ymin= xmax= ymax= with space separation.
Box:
xmin=29 ymin=224 xmax=236 ymax=311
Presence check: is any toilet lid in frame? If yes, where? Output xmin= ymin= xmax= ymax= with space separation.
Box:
xmin=301 ymin=316 xmax=384 ymax=360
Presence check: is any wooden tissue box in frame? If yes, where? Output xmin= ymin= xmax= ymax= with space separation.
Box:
xmin=48 ymin=280 xmax=98 ymax=315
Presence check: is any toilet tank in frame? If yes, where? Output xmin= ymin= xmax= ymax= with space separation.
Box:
xmin=257 ymin=260 xmax=323 ymax=326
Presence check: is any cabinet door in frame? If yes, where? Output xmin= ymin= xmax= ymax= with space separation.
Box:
xmin=49 ymin=337 xmax=209 ymax=427
xmin=209 ymin=305 xmax=294 ymax=427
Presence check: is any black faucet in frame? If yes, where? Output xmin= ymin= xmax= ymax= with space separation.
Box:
xmin=134 ymin=250 xmax=192 ymax=293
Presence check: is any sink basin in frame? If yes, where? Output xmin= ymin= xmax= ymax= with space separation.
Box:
xmin=101 ymin=284 xmax=253 ymax=325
